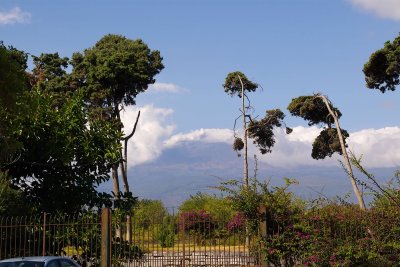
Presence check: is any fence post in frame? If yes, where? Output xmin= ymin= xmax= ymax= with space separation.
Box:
xmin=101 ymin=208 xmax=111 ymax=267
xmin=258 ymin=205 xmax=268 ymax=267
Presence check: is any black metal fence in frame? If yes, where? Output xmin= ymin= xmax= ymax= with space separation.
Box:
xmin=2 ymin=206 xmax=399 ymax=266
xmin=0 ymin=209 xmax=259 ymax=267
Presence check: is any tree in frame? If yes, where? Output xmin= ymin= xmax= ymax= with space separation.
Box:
xmin=71 ymin=34 xmax=164 ymax=201
xmin=0 ymin=42 xmax=27 ymax=167
xmin=71 ymin=34 xmax=163 ymax=241
xmin=223 ymin=71 xmax=290 ymax=187
xmin=363 ymin=33 xmax=400 ymax=92
xmin=8 ymin=88 xmax=120 ymax=213
xmin=0 ymin=46 xmax=121 ymax=213
xmin=287 ymin=94 xmax=366 ymax=210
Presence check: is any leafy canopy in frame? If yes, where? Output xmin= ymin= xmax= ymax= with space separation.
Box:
xmin=223 ymin=71 xmax=258 ymax=97
xmin=363 ymin=33 xmax=400 ymax=92
xmin=248 ymin=109 xmax=288 ymax=154
xmin=312 ymin=128 xmax=349 ymax=160
xmin=0 ymin=43 xmax=28 ymax=167
xmin=72 ymin=34 xmax=164 ymax=112
xmin=287 ymin=95 xmax=341 ymax=126
xmin=287 ymin=95 xmax=349 ymax=160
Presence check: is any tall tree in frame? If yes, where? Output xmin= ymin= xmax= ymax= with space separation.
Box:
xmin=287 ymin=94 xmax=366 ymax=210
xmin=72 ymin=34 xmax=163 ymax=241
xmin=363 ymin=33 xmax=400 ymax=92
xmin=223 ymin=71 xmax=290 ymax=187
xmin=0 ymin=42 xmax=27 ymax=167
xmin=71 ymin=34 xmax=164 ymax=201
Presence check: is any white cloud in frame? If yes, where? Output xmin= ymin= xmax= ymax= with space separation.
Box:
xmin=349 ymin=0 xmax=400 ymax=20
xmin=164 ymin=128 xmax=233 ymax=148
xmin=121 ymin=105 xmax=175 ymax=167
xmin=255 ymin=126 xmax=332 ymax=168
xmin=347 ymin=127 xmax=400 ymax=168
xmin=148 ymin=82 xmax=187 ymax=93
xmin=256 ymin=126 xmax=400 ymax=168
xmin=120 ymin=104 xmax=400 ymax=170
xmin=0 ymin=7 xmax=31 ymax=25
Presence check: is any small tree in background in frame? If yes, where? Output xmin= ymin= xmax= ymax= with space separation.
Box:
xmin=223 ymin=71 xmax=291 ymax=187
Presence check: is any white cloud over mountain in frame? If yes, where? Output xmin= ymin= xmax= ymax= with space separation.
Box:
xmin=0 ymin=7 xmax=31 ymax=25
xmin=349 ymin=0 xmax=400 ymax=20
xmin=164 ymin=128 xmax=233 ymax=148
xmin=122 ymin=105 xmax=400 ymax=169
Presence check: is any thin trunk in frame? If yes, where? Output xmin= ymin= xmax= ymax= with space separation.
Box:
xmin=238 ymin=75 xmax=250 ymax=249
xmin=112 ymin=164 xmax=123 ymax=239
xmin=238 ymin=75 xmax=249 ymax=187
xmin=112 ymin=165 xmax=121 ymax=199
xmin=319 ymin=95 xmax=366 ymax=210
xmin=120 ymin=110 xmax=140 ymax=243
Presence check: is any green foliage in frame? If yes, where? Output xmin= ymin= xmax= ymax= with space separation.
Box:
xmin=248 ymin=109 xmax=287 ymax=154
xmin=363 ymin=33 xmax=400 ymax=92
xmin=369 ymin=170 xmax=400 ymax=209
xmin=223 ymin=71 xmax=258 ymax=97
xmin=0 ymin=171 xmax=30 ymax=216
xmin=0 ymin=42 xmax=27 ymax=110
xmin=157 ymin=215 xmax=175 ymax=248
xmin=287 ymin=95 xmax=341 ymax=126
xmin=0 ymin=43 xmax=27 ymax=166
xmin=179 ymin=192 xmax=234 ymax=222
xmin=218 ymin=177 xmax=303 ymax=228
xmin=71 ymin=34 xmax=164 ymax=116
xmin=133 ymin=199 xmax=167 ymax=229
xmin=312 ymin=128 xmax=349 ymax=159
xmin=287 ymin=95 xmax=350 ymax=160
xmin=7 ymin=89 xmax=120 ymax=213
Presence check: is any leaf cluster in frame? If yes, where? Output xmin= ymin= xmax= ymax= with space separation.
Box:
xmin=363 ymin=33 xmax=400 ymax=92
xmin=288 ymin=95 xmax=349 ymax=160
xmin=223 ymin=71 xmax=258 ymax=97
xmin=248 ymin=109 xmax=286 ymax=154
xmin=312 ymin=128 xmax=349 ymax=160
xmin=287 ymin=95 xmax=341 ymax=126
xmin=71 ymin=34 xmax=164 ymax=114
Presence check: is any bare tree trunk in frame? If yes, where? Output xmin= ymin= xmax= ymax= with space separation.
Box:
xmin=112 ymin=164 xmax=123 ymax=238
xmin=112 ymin=165 xmax=121 ymax=199
xmin=120 ymin=111 xmax=141 ymax=243
xmin=238 ymin=76 xmax=251 ymax=249
xmin=319 ymin=94 xmax=366 ymax=210
xmin=238 ymin=75 xmax=249 ymax=187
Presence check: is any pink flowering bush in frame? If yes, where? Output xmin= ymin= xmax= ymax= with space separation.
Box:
xmin=226 ymin=212 xmax=245 ymax=232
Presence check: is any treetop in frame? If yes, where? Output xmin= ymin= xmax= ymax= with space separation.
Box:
xmin=223 ymin=71 xmax=258 ymax=97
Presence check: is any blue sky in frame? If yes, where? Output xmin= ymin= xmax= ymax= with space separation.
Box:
xmin=2 ymin=0 xmax=399 ymax=132
xmin=1 ymin=1 xmax=400 ymax=203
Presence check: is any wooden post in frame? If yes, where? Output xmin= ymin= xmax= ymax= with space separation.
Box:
xmin=101 ymin=208 xmax=111 ymax=267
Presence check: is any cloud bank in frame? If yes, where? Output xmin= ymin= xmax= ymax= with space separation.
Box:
xmin=349 ymin=0 xmax=400 ymax=20
xmin=0 ymin=7 xmax=31 ymax=25
xmin=164 ymin=128 xmax=233 ymax=148
xmin=122 ymin=105 xmax=400 ymax=169
xmin=121 ymin=105 xmax=175 ymax=166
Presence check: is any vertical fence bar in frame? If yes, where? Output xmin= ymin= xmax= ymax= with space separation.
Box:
xmin=42 ymin=212 xmax=46 ymax=256
xmin=101 ymin=208 xmax=111 ymax=267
